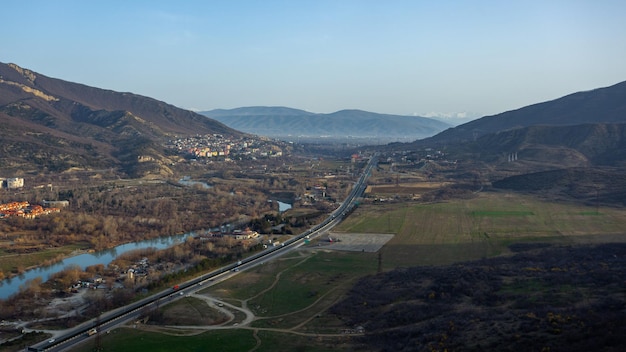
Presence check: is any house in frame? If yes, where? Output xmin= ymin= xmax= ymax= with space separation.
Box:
xmin=230 ymin=228 xmax=259 ymax=240
xmin=42 ymin=200 xmax=69 ymax=208
xmin=5 ymin=178 xmax=24 ymax=189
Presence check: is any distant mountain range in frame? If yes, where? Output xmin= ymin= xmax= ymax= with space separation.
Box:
xmin=2 ymin=60 xmax=625 ymax=178
xmin=0 ymin=62 xmax=238 ymax=176
xmin=201 ymin=107 xmax=451 ymax=143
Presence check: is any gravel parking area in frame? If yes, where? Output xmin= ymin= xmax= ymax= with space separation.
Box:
xmin=322 ymin=232 xmax=395 ymax=252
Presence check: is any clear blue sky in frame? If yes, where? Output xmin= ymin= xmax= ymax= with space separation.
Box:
xmin=2 ymin=0 xmax=625 ymax=118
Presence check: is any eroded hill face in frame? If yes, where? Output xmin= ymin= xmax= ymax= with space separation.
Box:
xmin=447 ymin=123 xmax=626 ymax=170
xmin=0 ymin=62 xmax=240 ymax=177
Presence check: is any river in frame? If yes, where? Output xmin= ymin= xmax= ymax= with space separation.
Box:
xmin=178 ymin=176 xmax=211 ymax=189
xmin=0 ymin=233 xmax=191 ymax=300
xmin=277 ymin=200 xmax=292 ymax=212
xmin=1 ymin=199 xmax=290 ymax=299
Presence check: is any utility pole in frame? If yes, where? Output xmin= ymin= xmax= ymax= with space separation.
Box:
xmin=94 ymin=315 xmax=102 ymax=351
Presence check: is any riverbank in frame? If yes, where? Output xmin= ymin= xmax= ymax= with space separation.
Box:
xmin=0 ymin=244 xmax=87 ymax=280
xmin=0 ymin=233 xmax=191 ymax=300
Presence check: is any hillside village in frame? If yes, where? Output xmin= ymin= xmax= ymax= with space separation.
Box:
xmin=166 ymin=134 xmax=288 ymax=160
xmin=0 ymin=178 xmax=64 ymax=219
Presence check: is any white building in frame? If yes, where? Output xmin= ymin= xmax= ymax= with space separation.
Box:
xmin=6 ymin=178 xmax=24 ymax=189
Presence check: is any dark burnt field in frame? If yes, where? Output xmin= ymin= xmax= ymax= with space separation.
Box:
xmin=331 ymin=243 xmax=626 ymax=352
xmin=492 ymin=167 xmax=626 ymax=207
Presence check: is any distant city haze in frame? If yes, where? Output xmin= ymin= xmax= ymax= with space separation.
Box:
xmin=2 ymin=1 xmax=625 ymax=117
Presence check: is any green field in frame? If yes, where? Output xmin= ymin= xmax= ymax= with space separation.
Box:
xmin=247 ymin=251 xmax=376 ymax=327
xmin=71 ymin=328 xmax=256 ymax=352
xmin=69 ymin=191 xmax=626 ymax=351
xmin=158 ymin=296 xmax=228 ymax=326
xmin=339 ymin=192 xmax=626 ymax=241
xmin=252 ymin=330 xmax=354 ymax=352
xmin=470 ymin=210 xmax=535 ymax=216
xmin=334 ymin=192 xmax=626 ymax=266
xmin=204 ymin=250 xmax=377 ymax=330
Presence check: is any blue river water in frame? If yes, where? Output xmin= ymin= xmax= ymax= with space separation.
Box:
xmin=277 ymin=201 xmax=292 ymax=212
xmin=178 ymin=177 xmax=211 ymax=189
xmin=0 ymin=199 xmax=291 ymax=299
xmin=0 ymin=233 xmax=191 ymax=300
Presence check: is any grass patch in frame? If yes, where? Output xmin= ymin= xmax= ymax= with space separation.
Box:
xmin=247 ymin=251 xmax=377 ymax=328
xmin=335 ymin=192 xmax=626 ymax=267
xmin=156 ymin=296 xmax=227 ymax=325
xmin=345 ymin=193 xmax=626 ymax=238
xmin=0 ymin=243 xmax=87 ymax=274
xmin=334 ymin=203 xmax=409 ymax=234
xmin=251 ymin=286 xmax=349 ymax=332
xmin=254 ymin=330 xmax=352 ymax=352
xmin=71 ymin=328 xmax=256 ymax=352
xmin=209 ymin=251 xmax=377 ymax=320
xmin=578 ymin=211 xmax=602 ymax=216
xmin=201 ymin=255 xmax=305 ymax=301
xmin=471 ymin=210 xmax=534 ymax=216
xmin=248 ymin=252 xmax=374 ymax=317
xmin=0 ymin=331 xmax=49 ymax=352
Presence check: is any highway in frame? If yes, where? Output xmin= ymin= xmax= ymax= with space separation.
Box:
xmin=29 ymin=154 xmax=378 ymax=352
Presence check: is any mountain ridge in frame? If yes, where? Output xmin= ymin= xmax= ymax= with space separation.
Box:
xmin=201 ymin=106 xmax=451 ymax=143
xmin=418 ymin=80 xmax=626 ymax=146
xmin=0 ymin=62 xmax=241 ymax=176
xmin=460 ymin=123 xmax=626 ymax=168
xmin=0 ymin=62 xmax=237 ymax=137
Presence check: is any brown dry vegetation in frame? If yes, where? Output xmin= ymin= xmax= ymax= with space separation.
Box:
xmin=0 ymin=156 xmax=358 ymax=282
xmin=367 ymin=181 xmax=450 ymax=195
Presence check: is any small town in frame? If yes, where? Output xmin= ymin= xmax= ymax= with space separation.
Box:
xmin=166 ymin=134 xmax=287 ymax=161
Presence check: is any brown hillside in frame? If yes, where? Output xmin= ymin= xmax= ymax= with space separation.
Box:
xmin=0 ymin=62 xmax=241 ymax=176
xmin=415 ymin=80 xmax=626 ymax=146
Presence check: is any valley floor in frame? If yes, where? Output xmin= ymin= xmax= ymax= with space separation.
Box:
xmin=66 ymin=192 xmax=626 ymax=352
